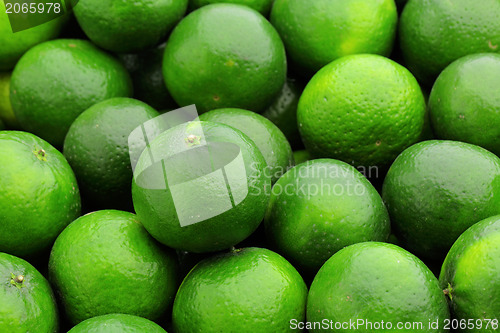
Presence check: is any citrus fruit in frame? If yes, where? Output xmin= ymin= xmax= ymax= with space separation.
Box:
xmin=48 ymin=210 xmax=179 ymax=325
xmin=68 ymin=314 xmax=167 ymax=333
xmin=119 ymin=44 xmax=178 ymax=111
xmin=382 ymin=140 xmax=500 ymax=261
xmin=199 ymin=108 xmax=293 ymax=183
xmin=0 ymin=4 xmax=65 ymax=70
xmin=172 ymin=247 xmax=307 ymax=332
xmin=10 ymin=39 xmax=132 ymax=147
xmin=439 ymin=215 xmax=500 ymax=329
xmin=307 ymin=242 xmax=450 ymax=333
xmin=0 ymin=253 xmax=59 ymax=332
xmin=262 ymin=77 xmax=304 ymax=148
xmin=429 ymin=53 xmax=500 ymax=156
xmin=63 ymin=97 xmax=159 ymax=210
xmin=0 ymin=131 xmax=80 ymax=258
xmin=265 ymin=159 xmax=390 ymax=274
xmin=189 ymin=0 xmax=273 ymax=16
xmin=297 ymin=54 xmax=426 ymax=168
xmin=132 ymin=120 xmax=270 ymax=253
xmin=292 ymin=150 xmax=311 ymax=165
xmin=399 ymin=0 xmax=500 ymax=87
xmin=270 ymin=0 xmax=397 ymax=75
xmin=0 ymin=72 xmax=19 ymax=128
xmin=73 ymin=0 xmax=188 ymax=53
xmin=163 ymin=3 xmax=286 ymax=113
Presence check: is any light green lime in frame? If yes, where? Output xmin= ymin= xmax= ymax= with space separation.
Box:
xmin=68 ymin=314 xmax=167 ymax=333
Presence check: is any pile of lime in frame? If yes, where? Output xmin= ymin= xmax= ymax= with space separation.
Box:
xmin=1 ymin=0 xmax=500 ymax=331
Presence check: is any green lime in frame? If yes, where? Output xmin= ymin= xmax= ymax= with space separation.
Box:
xmin=0 ymin=252 xmax=58 ymax=332
xmin=307 ymin=242 xmax=450 ymax=333
xmin=262 ymin=77 xmax=304 ymax=148
xmin=200 ymin=108 xmax=293 ymax=183
xmin=439 ymin=215 xmax=500 ymax=328
xmin=118 ymin=45 xmax=178 ymax=111
xmin=0 ymin=4 xmax=65 ymax=71
xmin=172 ymin=247 xmax=307 ymax=332
xmin=429 ymin=53 xmax=500 ymax=155
xmin=297 ymin=54 xmax=426 ymax=168
xmin=265 ymin=159 xmax=390 ymax=274
xmin=132 ymin=120 xmax=270 ymax=253
xmin=399 ymin=0 xmax=500 ymax=87
xmin=0 ymin=72 xmax=19 ymax=128
xmin=292 ymin=150 xmax=311 ymax=165
xmin=271 ymin=0 xmax=397 ymax=75
xmin=63 ymin=97 xmax=159 ymax=210
xmin=189 ymin=0 xmax=273 ymax=16
xmin=163 ymin=3 xmax=286 ymax=113
xmin=48 ymin=210 xmax=179 ymax=325
xmin=382 ymin=140 xmax=500 ymax=261
xmin=73 ymin=0 xmax=188 ymax=53
xmin=10 ymin=39 xmax=132 ymax=147
xmin=68 ymin=314 xmax=167 ymax=333
xmin=0 ymin=131 xmax=80 ymax=258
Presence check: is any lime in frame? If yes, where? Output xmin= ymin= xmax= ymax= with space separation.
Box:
xmin=0 ymin=4 xmax=65 ymax=70
xmin=307 ymin=242 xmax=450 ymax=333
xmin=399 ymin=0 xmax=500 ymax=87
xmin=0 ymin=72 xmax=19 ymax=128
xmin=189 ymin=0 xmax=273 ymax=16
xmin=10 ymin=39 xmax=132 ymax=147
xmin=199 ymin=108 xmax=293 ymax=183
xmin=119 ymin=45 xmax=178 ymax=111
xmin=172 ymin=247 xmax=307 ymax=332
xmin=73 ymin=0 xmax=188 ymax=53
xmin=0 ymin=252 xmax=58 ymax=332
xmin=270 ymin=0 xmax=397 ymax=75
xmin=262 ymin=77 xmax=304 ymax=148
xmin=292 ymin=150 xmax=311 ymax=165
xmin=48 ymin=210 xmax=179 ymax=325
xmin=429 ymin=53 xmax=500 ymax=156
xmin=297 ymin=54 xmax=426 ymax=168
xmin=382 ymin=140 xmax=500 ymax=261
xmin=439 ymin=215 xmax=500 ymax=329
xmin=132 ymin=120 xmax=270 ymax=253
xmin=0 ymin=131 xmax=80 ymax=258
xmin=163 ymin=4 xmax=286 ymax=113
xmin=265 ymin=159 xmax=390 ymax=274
xmin=63 ymin=97 xmax=159 ymax=210
xmin=68 ymin=314 xmax=167 ymax=333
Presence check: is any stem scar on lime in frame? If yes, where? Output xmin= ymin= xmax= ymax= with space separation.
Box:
xmin=185 ymin=134 xmax=201 ymax=147
xmin=443 ymin=283 xmax=454 ymax=301
xmin=33 ymin=148 xmax=47 ymax=161
xmin=10 ymin=273 xmax=26 ymax=289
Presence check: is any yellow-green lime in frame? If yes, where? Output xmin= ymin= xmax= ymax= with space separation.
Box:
xmin=429 ymin=53 xmax=500 ymax=156
xmin=0 ymin=4 xmax=65 ymax=70
xmin=172 ymin=247 xmax=307 ymax=332
xmin=297 ymin=54 xmax=426 ymax=168
xmin=439 ymin=215 xmax=500 ymax=330
xmin=0 ymin=131 xmax=81 ymax=258
xmin=49 ymin=210 xmax=179 ymax=325
xmin=271 ymin=0 xmax=397 ymax=75
xmin=74 ymin=0 xmax=188 ymax=53
xmin=63 ymin=98 xmax=159 ymax=210
xmin=399 ymin=0 xmax=500 ymax=86
xmin=132 ymin=121 xmax=270 ymax=253
xmin=189 ymin=0 xmax=273 ymax=16
xmin=382 ymin=140 xmax=500 ymax=261
xmin=0 ymin=252 xmax=59 ymax=332
xmin=307 ymin=242 xmax=450 ymax=333
xmin=0 ymin=72 xmax=19 ymax=128
xmin=10 ymin=39 xmax=132 ymax=147
xmin=163 ymin=4 xmax=286 ymax=113
xmin=68 ymin=314 xmax=167 ymax=333
xmin=265 ymin=159 xmax=390 ymax=274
